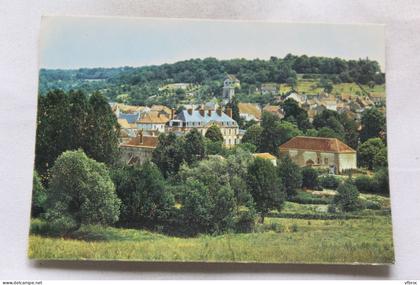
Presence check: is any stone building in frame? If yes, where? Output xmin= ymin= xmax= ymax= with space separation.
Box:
xmin=119 ymin=131 xmax=159 ymax=165
xmin=167 ymin=107 xmax=241 ymax=148
xmin=279 ymin=136 xmax=357 ymax=174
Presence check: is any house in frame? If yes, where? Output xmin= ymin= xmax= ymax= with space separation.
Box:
xmin=167 ymin=108 xmax=241 ymax=148
xmin=136 ymin=110 xmax=173 ymax=133
xmin=223 ymin=74 xmax=240 ymax=101
xmin=260 ymin=83 xmax=278 ymax=95
xmin=285 ymin=92 xmax=305 ymax=105
xmin=253 ymin=153 xmax=277 ymax=166
xmin=263 ymin=104 xmax=284 ymax=119
xmin=117 ymin=118 xmax=137 ymax=141
xmin=369 ymin=92 xmax=386 ymax=104
xmin=279 ymin=136 xmax=357 ymax=174
xmin=119 ymin=131 xmax=159 ymax=165
xmin=150 ymin=105 xmax=172 ymax=117
xmin=238 ymin=103 xmax=262 ymax=122
xmin=319 ymin=96 xmax=338 ymax=111
xmin=112 ymin=103 xmax=150 ymax=115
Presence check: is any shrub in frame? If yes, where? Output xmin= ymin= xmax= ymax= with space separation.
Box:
xmin=319 ymin=175 xmax=340 ymax=189
xmin=301 ymin=167 xmax=319 ymax=189
xmin=364 ymin=201 xmax=381 ymax=210
xmin=111 ymin=162 xmax=175 ymax=229
xmin=290 ymin=223 xmax=298 ymax=232
xmin=44 ymin=150 xmax=121 ymax=234
xmin=333 ymin=182 xmax=360 ymax=212
xmin=234 ymin=208 xmax=256 ymax=233
xmin=288 ymin=191 xmax=332 ymax=205
xmin=31 ymin=171 xmax=47 ymax=217
xmin=372 ymin=168 xmax=390 ymax=195
xmin=354 ymin=175 xmax=375 ymax=193
xmin=327 ymin=204 xmax=337 ymax=213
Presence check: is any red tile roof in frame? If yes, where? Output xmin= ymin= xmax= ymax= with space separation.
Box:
xmin=120 ymin=135 xmax=158 ymax=149
xmin=279 ymin=136 xmax=355 ymax=153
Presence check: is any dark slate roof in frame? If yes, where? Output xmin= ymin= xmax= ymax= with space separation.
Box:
xmin=176 ymin=110 xmax=236 ymax=126
xmin=118 ymin=112 xmax=140 ymax=124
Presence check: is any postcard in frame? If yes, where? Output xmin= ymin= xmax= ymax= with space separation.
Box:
xmin=29 ymin=16 xmax=393 ymax=264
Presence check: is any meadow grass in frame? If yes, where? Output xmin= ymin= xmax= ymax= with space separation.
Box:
xmin=28 ymin=215 xmax=394 ymax=264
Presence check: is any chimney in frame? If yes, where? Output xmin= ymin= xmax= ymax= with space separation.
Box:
xmin=216 ymin=108 xmax=222 ymax=116
xmin=137 ymin=130 xmax=143 ymax=144
xmin=187 ymin=108 xmax=193 ymax=115
xmin=171 ymin=108 xmax=175 ymax=120
xmin=199 ymin=109 xmax=205 ymax=117
xmin=226 ymin=107 xmax=232 ymax=118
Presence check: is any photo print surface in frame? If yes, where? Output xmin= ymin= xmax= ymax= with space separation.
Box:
xmin=29 ymin=16 xmax=393 ymax=264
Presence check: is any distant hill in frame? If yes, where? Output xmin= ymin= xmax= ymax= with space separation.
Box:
xmin=38 ymin=55 xmax=385 ymax=106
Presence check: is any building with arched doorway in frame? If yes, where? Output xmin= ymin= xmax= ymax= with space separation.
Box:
xmin=279 ymin=136 xmax=357 ymax=174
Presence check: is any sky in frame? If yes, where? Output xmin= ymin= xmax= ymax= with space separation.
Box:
xmin=39 ymin=16 xmax=385 ymax=71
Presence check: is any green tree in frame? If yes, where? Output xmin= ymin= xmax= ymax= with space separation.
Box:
xmin=35 ymin=89 xmax=71 ymax=174
xmin=45 ymin=150 xmax=121 ymax=232
xmin=31 ymin=171 xmax=47 ymax=217
xmin=205 ymin=125 xmax=224 ymax=142
xmin=152 ymin=133 xmax=185 ymax=178
xmin=278 ymin=156 xmax=302 ymax=197
xmin=282 ymin=98 xmax=312 ymax=131
xmin=358 ymin=138 xmax=387 ymax=170
xmin=111 ymin=162 xmax=175 ymax=229
xmin=360 ymin=108 xmax=386 ymax=143
xmin=84 ymin=92 xmax=120 ymax=165
xmin=241 ymin=124 xmax=263 ymax=149
xmin=260 ymin=112 xmax=302 ymax=155
xmin=179 ymin=179 xmax=213 ymax=236
xmin=184 ymin=128 xmax=206 ymax=165
xmin=317 ymin=127 xmax=344 ymax=140
xmin=334 ymin=182 xmax=360 ymax=212
xmin=246 ymin=157 xmax=285 ymax=223
xmin=226 ymin=97 xmax=243 ymax=127
xmin=301 ymin=167 xmax=319 ymax=189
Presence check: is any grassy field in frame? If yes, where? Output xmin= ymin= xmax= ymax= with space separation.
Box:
xmin=28 ymin=212 xmax=394 ymax=264
xmin=278 ymin=79 xmax=385 ymax=96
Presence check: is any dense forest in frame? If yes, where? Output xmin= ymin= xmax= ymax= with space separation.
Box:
xmin=39 ymin=54 xmax=385 ymax=106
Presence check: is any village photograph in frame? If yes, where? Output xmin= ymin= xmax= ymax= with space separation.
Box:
xmin=29 ymin=17 xmax=393 ymax=264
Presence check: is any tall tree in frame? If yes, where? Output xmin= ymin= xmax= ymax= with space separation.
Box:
xmin=241 ymin=124 xmax=263 ymax=149
xmin=246 ymin=157 xmax=285 ymax=223
xmin=35 ymin=89 xmax=71 ymax=174
xmin=277 ymin=155 xmax=302 ymax=197
xmin=360 ymin=108 xmax=386 ymax=143
xmin=184 ymin=128 xmax=206 ymax=165
xmin=358 ymin=138 xmax=387 ymax=170
xmin=282 ymin=98 xmax=312 ymax=131
xmin=205 ymin=125 xmax=224 ymax=142
xmin=152 ymin=133 xmax=185 ymax=178
xmin=84 ymin=92 xmax=120 ymax=165
xmin=260 ymin=112 xmax=302 ymax=156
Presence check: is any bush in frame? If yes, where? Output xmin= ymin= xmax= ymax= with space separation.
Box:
xmin=111 ymin=162 xmax=175 ymax=229
xmin=288 ymin=191 xmax=332 ymax=204
xmin=364 ymin=201 xmax=381 ymax=210
xmin=31 ymin=171 xmax=47 ymax=217
xmin=44 ymin=150 xmax=121 ymax=234
xmin=319 ymin=175 xmax=340 ymax=189
xmin=301 ymin=167 xmax=319 ymax=189
xmin=333 ymin=182 xmax=360 ymax=212
xmin=372 ymin=168 xmax=389 ymax=195
xmin=354 ymin=169 xmax=389 ymax=195
xmin=327 ymin=204 xmax=337 ymax=213
xmin=234 ymin=207 xmax=256 ymax=233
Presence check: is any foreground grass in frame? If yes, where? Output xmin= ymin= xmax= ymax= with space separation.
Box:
xmin=28 ymin=215 xmax=394 ymax=264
